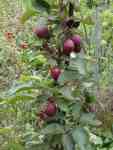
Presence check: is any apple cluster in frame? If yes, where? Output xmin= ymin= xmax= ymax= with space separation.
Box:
xmin=33 ymin=23 xmax=82 ymax=120
xmin=33 ymin=25 xmax=81 ymax=55
xmin=38 ymin=97 xmax=57 ymax=120
xmin=33 ymin=25 xmax=82 ymax=82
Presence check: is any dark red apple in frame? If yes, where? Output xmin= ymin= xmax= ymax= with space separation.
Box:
xmin=50 ymin=67 xmax=61 ymax=81
xmin=71 ymin=35 xmax=81 ymax=45
xmin=63 ymin=39 xmax=75 ymax=55
xmin=33 ymin=26 xmax=49 ymax=38
xmin=74 ymin=45 xmax=81 ymax=53
xmin=42 ymin=42 xmax=50 ymax=50
xmin=71 ymin=35 xmax=81 ymax=53
xmin=45 ymin=101 xmax=57 ymax=117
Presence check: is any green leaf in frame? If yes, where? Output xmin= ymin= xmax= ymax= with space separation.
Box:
xmin=69 ymin=56 xmax=86 ymax=75
xmin=20 ymin=75 xmax=41 ymax=82
xmin=41 ymin=124 xmax=64 ymax=135
xmin=80 ymin=113 xmax=102 ymax=126
xmin=36 ymin=16 xmax=48 ymax=26
xmin=21 ymin=11 xmax=37 ymax=23
xmin=21 ymin=0 xmax=38 ymax=23
xmin=22 ymin=0 xmax=33 ymax=10
xmin=82 ymin=16 xmax=94 ymax=25
xmin=57 ymin=99 xmax=70 ymax=112
xmin=0 ymin=127 xmax=13 ymax=134
xmin=82 ymin=82 xmax=94 ymax=88
xmin=72 ymin=128 xmax=90 ymax=150
xmin=58 ymin=70 xmax=78 ymax=85
xmin=84 ymin=90 xmax=96 ymax=103
xmin=9 ymin=84 xmax=36 ymax=94
xmin=62 ymin=134 xmax=75 ymax=150
xmin=30 ymin=54 xmax=47 ymax=67
xmin=33 ymin=0 xmax=50 ymax=13
xmin=60 ymin=86 xmax=74 ymax=100
xmin=6 ymin=142 xmax=24 ymax=150
xmin=90 ymin=133 xmax=103 ymax=145
xmin=71 ymin=103 xmax=82 ymax=120
xmin=0 ymin=94 xmax=35 ymax=105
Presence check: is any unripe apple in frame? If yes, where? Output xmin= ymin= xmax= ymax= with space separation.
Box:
xmin=45 ymin=101 xmax=57 ymax=117
xmin=63 ymin=39 xmax=75 ymax=55
xmin=50 ymin=67 xmax=61 ymax=81
xmin=33 ymin=26 xmax=49 ymax=38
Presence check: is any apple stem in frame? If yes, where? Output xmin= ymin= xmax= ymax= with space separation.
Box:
xmin=57 ymin=47 xmax=62 ymax=65
xmin=64 ymin=57 xmax=70 ymax=69
xmin=59 ymin=0 xmax=65 ymax=19
xmin=69 ymin=2 xmax=74 ymax=17
xmin=53 ymin=80 xmax=59 ymax=86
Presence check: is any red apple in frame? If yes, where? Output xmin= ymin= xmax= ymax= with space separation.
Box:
xmin=38 ymin=111 xmax=48 ymax=120
xmin=71 ymin=35 xmax=81 ymax=53
xmin=5 ymin=32 xmax=13 ymax=40
xmin=45 ymin=101 xmax=57 ymax=117
xmin=74 ymin=45 xmax=81 ymax=53
xmin=63 ymin=39 xmax=75 ymax=55
xmin=42 ymin=42 xmax=49 ymax=50
xmin=50 ymin=67 xmax=61 ymax=81
xmin=33 ymin=26 xmax=49 ymax=38
xmin=20 ymin=42 xmax=28 ymax=49
xmin=71 ymin=35 xmax=81 ymax=45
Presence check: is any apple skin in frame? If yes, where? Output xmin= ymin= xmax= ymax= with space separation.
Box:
xmin=71 ymin=35 xmax=81 ymax=45
xmin=20 ymin=42 xmax=28 ymax=49
xmin=38 ymin=111 xmax=48 ymax=120
xmin=74 ymin=45 xmax=81 ymax=53
xmin=38 ymin=97 xmax=57 ymax=120
xmin=33 ymin=26 xmax=49 ymax=38
xmin=5 ymin=32 xmax=13 ymax=40
xmin=63 ymin=39 xmax=75 ymax=55
xmin=50 ymin=67 xmax=61 ymax=81
xmin=43 ymin=42 xmax=49 ymax=50
xmin=45 ymin=101 xmax=57 ymax=117
xmin=71 ymin=35 xmax=81 ymax=53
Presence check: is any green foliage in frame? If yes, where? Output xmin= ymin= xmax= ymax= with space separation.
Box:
xmin=21 ymin=0 xmax=51 ymax=23
xmin=72 ymin=127 xmax=93 ymax=150
xmin=1 ymin=0 xmax=113 ymax=150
